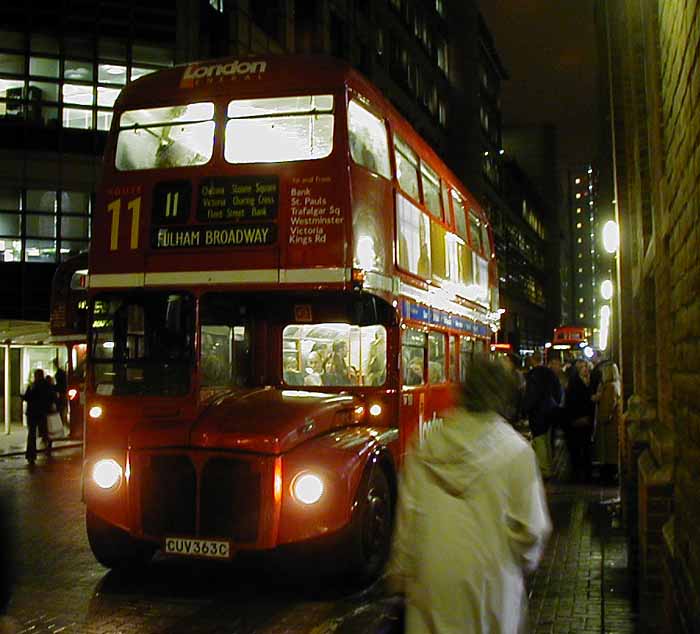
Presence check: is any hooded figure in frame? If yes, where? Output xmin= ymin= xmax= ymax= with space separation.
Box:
xmin=387 ymin=355 xmax=551 ymax=634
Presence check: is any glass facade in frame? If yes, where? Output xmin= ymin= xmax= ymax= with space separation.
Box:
xmin=0 ymin=29 xmax=173 ymax=266
xmin=0 ymin=32 xmax=171 ymax=131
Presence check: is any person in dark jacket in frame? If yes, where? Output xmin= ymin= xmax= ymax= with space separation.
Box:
xmin=22 ymin=368 xmax=54 ymax=464
xmin=523 ymin=352 xmax=561 ymax=479
xmin=564 ymin=359 xmax=595 ymax=482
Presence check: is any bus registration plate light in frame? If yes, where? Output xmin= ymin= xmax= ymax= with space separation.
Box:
xmin=164 ymin=537 xmax=232 ymax=560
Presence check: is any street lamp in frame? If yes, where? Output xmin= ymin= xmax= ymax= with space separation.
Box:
xmin=602 ymin=220 xmax=619 ymax=254
xmin=601 ymin=279 xmax=613 ymax=300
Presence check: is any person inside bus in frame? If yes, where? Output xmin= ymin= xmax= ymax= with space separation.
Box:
xmin=283 ymin=356 xmax=304 ymax=386
xmin=403 ymin=351 xmax=424 ymax=386
xmin=387 ymin=355 xmax=551 ymax=634
xmin=365 ymin=334 xmax=387 ymax=386
xmin=303 ymin=351 xmax=324 ymax=386
xmin=323 ymin=340 xmax=351 ymax=386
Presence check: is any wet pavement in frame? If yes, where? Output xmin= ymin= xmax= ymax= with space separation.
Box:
xmin=0 ymin=426 xmax=639 ymax=633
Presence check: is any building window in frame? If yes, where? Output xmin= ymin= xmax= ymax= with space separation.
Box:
xmin=0 ymin=32 xmax=173 ymax=130
xmin=0 ymin=188 xmax=90 ymax=263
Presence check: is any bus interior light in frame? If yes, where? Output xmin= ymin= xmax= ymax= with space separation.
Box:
xmin=291 ymin=472 xmax=324 ymax=505
xmin=92 ymin=459 xmax=122 ymax=489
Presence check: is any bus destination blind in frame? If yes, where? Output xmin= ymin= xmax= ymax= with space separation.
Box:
xmin=197 ymin=175 xmax=278 ymax=222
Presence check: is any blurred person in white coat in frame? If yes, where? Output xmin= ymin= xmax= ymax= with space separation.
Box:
xmin=386 ymin=355 xmax=551 ymax=634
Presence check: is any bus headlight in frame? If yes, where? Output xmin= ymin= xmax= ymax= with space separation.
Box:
xmin=89 ymin=405 xmax=103 ymax=419
xmin=291 ymin=472 xmax=324 ymax=505
xmin=92 ymin=459 xmax=122 ymax=490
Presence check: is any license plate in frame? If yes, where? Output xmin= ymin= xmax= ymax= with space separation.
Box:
xmin=164 ymin=537 xmax=231 ymax=560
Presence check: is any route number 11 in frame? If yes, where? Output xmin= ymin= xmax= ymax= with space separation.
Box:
xmin=107 ymin=196 xmax=142 ymax=251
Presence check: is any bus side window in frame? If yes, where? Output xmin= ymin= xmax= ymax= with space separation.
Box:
xmin=449 ymin=334 xmax=458 ymax=382
xmin=402 ymin=328 xmax=426 ymax=386
xmin=347 ymin=99 xmax=391 ymax=179
xmin=428 ymin=331 xmax=446 ymax=383
xmin=201 ymin=325 xmax=232 ymax=386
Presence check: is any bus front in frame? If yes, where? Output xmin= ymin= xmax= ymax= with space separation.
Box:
xmin=84 ymin=56 xmax=397 ymax=577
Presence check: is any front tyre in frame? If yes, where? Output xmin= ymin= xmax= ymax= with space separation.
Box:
xmin=86 ymin=510 xmax=155 ymax=569
xmin=346 ymin=467 xmax=393 ymax=581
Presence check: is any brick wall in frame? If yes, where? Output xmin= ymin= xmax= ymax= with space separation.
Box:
xmin=604 ymin=0 xmax=700 ymax=630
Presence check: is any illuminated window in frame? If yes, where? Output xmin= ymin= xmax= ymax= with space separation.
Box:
xmin=397 ymin=194 xmax=431 ymax=279
xmin=346 ymin=99 xmax=391 ymax=177
xmin=394 ymin=135 xmax=420 ymax=200
xmin=576 ymin=222 xmax=582 ymax=229
xmin=575 ymin=193 xmax=581 ymax=199
xmin=421 ymin=162 xmax=442 ymax=219
xmin=402 ymin=328 xmax=426 ymax=386
xmin=451 ymin=191 xmax=468 ymax=242
xmin=575 ymin=177 xmax=581 ymax=184
xmin=576 ymin=208 xmax=581 ymax=214
xmin=226 ymin=94 xmax=335 ymax=165
xmin=116 ymin=102 xmax=215 ymax=170
xmin=282 ymin=323 xmax=387 ymax=387
xmin=577 ymin=237 xmax=582 ymax=243
xmin=579 ymin=313 xmax=585 ymax=319
xmin=579 ymin=298 xmax=584 ymax=303
xmin=428 ymin=332 xmax=446 ymax=383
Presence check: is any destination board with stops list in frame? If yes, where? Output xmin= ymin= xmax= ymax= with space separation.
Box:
xmin=198 ymin=175 xmax=279 ymax=222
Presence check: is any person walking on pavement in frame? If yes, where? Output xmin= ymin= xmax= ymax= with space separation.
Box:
xmin=564 ymin=359 xmax=595 ymax=482
xmin=386 ymin=355 xmax=551 ymax=634
xmin=523 ymin=351 xmax=562 ymax=479
xmin=22 ymin=368 xmax=54 ymax=464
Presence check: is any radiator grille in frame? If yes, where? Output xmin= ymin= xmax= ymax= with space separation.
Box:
xmin=140 ymin=454 xmax=261 ymax=542
xmin=141 ymin=455 xmax=196 ymax=536
xmin=200 ymin=458 xmax=260 ymax=542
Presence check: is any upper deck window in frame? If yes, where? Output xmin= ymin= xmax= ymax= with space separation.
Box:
xmin=225 ymin=94 xmax=334 ymax=164
xmin=421 ymin=162 xmax=442 ymax=219
xmin=394 ymin=135 xmax=419 ymax=200
xmin=469 ymin=211 xmax=483 ymax=254
xmin=451 ymin=192 xmax=468 ymax=242
xmin=347 ymin=99 xmax=391 ymax=179
xmin=115 ymin=102 xmax=215 ymax=171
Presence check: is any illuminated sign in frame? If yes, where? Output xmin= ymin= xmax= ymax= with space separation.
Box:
xmin=152 ymin=223 xmax=277 ymax=249
xmin=198 ymin=176 xmax=279 ymax=222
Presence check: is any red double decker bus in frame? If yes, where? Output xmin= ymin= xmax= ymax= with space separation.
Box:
xmin=84 ymin=54 xmax=500 ymax=577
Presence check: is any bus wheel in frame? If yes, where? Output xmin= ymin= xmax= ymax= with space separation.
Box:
xmin=347 ymin=467 xmax=393 ymax=581
xmin=86 ymin=511 xmax=154 ymax=569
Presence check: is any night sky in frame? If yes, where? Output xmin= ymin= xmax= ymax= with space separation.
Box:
xmin=479 ymin=1 xmax=599 ymax=171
